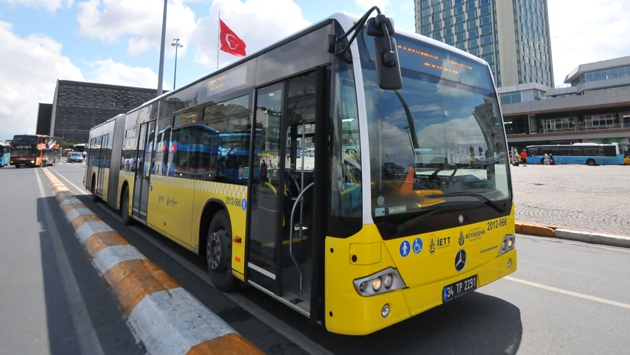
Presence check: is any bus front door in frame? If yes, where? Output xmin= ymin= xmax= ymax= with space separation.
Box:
xmin=247 ymin=71 xmax=322 ymax=317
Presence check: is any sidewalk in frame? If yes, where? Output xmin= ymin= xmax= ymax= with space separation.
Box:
xmin=511 ymin=164 xmax=630 ymax=240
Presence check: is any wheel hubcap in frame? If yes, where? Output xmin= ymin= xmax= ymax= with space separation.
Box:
xmin=207 ymin=231 xmax=223 ymax=270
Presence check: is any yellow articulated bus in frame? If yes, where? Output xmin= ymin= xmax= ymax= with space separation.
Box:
xmin=85 ymin=8 xmax=516 ymax=335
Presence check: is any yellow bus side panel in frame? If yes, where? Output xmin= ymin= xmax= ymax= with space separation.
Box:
xmin=325 ymin=206 xmax=517 ymax=335
xmin=142 ymin=177 xmax=248 ymax=280
xmin=148 ymin=175 xmax=194 ymax=248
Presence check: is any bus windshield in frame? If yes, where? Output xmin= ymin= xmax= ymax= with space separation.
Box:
xmin=11 ymin=135 xmax=40 ymax=157
xmin=360 ymin=32 xmax=511 ymax=221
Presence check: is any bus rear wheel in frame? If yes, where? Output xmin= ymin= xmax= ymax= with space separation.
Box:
xmin=206 ymin=211 xmax=237 ymax=291
xmin=586 ymin=159 xmax=596 ymax=166
xmin=91 ymin=178 xmax=101 ymax=202
xmin=121 ymin=187 xmax=133 ymax=225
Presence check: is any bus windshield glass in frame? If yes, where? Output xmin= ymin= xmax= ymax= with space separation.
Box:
xmin=360 ymin=31 xmax=511 ymax=221
xmin=11 ymin=135 xmax=39 ymax=157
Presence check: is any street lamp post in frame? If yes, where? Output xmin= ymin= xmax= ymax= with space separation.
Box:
xmin=157 ymin=0 xmax=167 ymax=96
xmin=172 ymin=38 xmax=183 ymax=90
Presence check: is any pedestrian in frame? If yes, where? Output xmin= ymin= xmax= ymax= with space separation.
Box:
xmin=520 ymin=149 xmax=527 ymax=167
xmin=549 ymin=153 xmax=554 ymax=165
xmin=544 ymin=153 xmax=550 ymax=165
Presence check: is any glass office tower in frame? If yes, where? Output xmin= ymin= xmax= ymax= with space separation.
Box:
xmin=415 ymin=0 xmax=554 ymax=87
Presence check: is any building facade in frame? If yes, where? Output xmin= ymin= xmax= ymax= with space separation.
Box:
xmin=415 ymin=0 xmax=554 ymax=87
xmin=36 ymin=103 xmax=53 ymax=136
xmin=48 ymin=80 xmax=157 ymax=144
xmin=498 ymin=56 xmax=630 ymax=155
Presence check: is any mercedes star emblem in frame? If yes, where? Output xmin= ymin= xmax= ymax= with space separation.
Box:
xmin=455 ymin=249 xmax=467 ymax=271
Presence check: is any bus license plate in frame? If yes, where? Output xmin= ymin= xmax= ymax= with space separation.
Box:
xmin=443 ymin=275 xmax=477 ymax=303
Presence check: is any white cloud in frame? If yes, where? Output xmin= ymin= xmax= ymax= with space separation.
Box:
xmin=77 ymin=0 xmax=197 ymax=57
xmin=0 ymin=0 xmax=73 ymax=12
xmin=548 ymin=0 xmax=630 ymax=85
xmin=193 ymin=0 xmax=310 ymax=69
xmin=355 ymin=0 xmax=389 ymax=12
xmin=85 ymin=58 xmax=159 ymax=88
xmin=0 ymin=21 xmax=83 ymax=140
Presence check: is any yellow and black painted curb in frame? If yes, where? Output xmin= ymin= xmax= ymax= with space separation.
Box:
xmin=42 ymin=168 xmax=263 ymax=355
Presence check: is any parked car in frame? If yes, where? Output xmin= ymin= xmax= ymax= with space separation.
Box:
xmin=67 ymin=152 xmax=83 ymax=163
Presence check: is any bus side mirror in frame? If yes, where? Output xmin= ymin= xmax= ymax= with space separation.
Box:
xmin=367 ymin=15 xmax=402 ymax=90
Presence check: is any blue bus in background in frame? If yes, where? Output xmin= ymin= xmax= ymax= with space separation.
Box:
xmin=525 ymin=143 xmax=624 ymax=166
xmin=0 ymin=142 xmax=10 ymax=167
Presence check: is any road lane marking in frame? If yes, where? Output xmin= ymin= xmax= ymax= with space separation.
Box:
xmin=505 ymin=276 xmax=630 ymax=310
xmin=35 ymin=169 xmax=105 ymax=355
xmin=47 ymin=166 xmax=88 ymax=195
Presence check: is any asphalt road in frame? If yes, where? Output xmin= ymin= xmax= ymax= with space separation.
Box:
xmin=1 ymin=162 xmax=629 ymax=354
xmin=0 ymin=163 xmax=143 ymax=354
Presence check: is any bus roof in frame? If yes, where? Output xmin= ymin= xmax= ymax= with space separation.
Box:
xmin=122 ymin=11 xmax=490 ymax=116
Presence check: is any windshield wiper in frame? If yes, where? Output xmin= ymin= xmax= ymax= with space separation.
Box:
xmin=390 ymin=208 xmax=441 ymax=235
xmin=426 ymin=192 xmax=506 ymax=213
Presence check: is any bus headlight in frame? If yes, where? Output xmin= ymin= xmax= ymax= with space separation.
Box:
xmin=499 ymin=234 xmax=516 ymax=255
xmin=383 ymin=274 xmax=394 ymax=289
xmin=372 ymin=278 xmax=382 ymax=291
xmin=353 ymin=267 xmax=406 ymax=296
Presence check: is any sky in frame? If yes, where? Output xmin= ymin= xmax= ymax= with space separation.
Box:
xmin=0 ymin=0 xmax=629 ymax=142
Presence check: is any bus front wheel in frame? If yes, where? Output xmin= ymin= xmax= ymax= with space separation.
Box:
xmin=206 ymin=211 xmax=237 ymax=292
xmin=586 ymin=159 xmax=596 ymax=166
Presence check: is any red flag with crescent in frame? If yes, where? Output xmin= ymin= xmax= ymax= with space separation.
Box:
xmin=219 ymin=19 xmax=246 ymax=57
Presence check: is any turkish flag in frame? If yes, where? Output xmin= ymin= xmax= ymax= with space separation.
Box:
xmin=219 ymin=19 xmax=246 ymax=57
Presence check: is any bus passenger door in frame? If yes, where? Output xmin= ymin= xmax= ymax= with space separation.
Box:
xmin=132 ymin=121 xmax=155 ymax=222
xmin=248 ymin=83 xmax=284 ymax=293
xmin=247 ymin=71 xmax=322 ymax=315
xmin=96 ymin=134 xmax=109 ymax=198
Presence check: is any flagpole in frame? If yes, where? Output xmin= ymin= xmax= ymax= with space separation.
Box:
xmin=216 ymin=11 xmax=220 ymax=70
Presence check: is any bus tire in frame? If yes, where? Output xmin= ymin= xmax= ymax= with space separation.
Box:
xmin=91 ymin=178 xmax=101 ymax=202
xmin=586 ymin=159 xmax=596 ymax=166
xmin=121 ymin=187 xmax=133 ymax=225
xmin=15 ymin=165 xmax=20 ymax=169
xmin=206 ymin=210 xmax=237 ymax=292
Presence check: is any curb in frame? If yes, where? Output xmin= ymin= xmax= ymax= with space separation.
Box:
xmin=516 ymin=221 xmax=630 ymax=248
xmin=42 ymin=169 xmax=263 ymax=355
